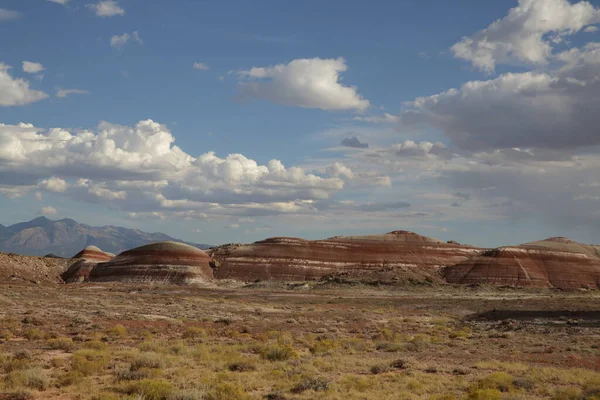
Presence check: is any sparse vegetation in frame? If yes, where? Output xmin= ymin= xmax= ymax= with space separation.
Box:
xmin=0 ymin=283 xmax=598 ymax=399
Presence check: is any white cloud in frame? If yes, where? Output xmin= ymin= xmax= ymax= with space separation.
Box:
xmin=0 ymin=8 xmax=20 ymax=21
xmin=400 ymin=44 xmax=600 ymax=151
xmin=56 ymin=88 xmax=90 ymax=98
xmin=48 ymin=0 xmax=70 ymax=5
xmin=40 ymin=206 xmax=57 ymax=216
xmin=193 ymin=62 xmax=209 ymax=71
xmin=0 ymin=119 xmax=351 ymax=218
xmin=585 ymin=25 xmax=599 ymax=32
xmin=0 ymin=63 xmax=48 ymax=106
xmin=353 ymin=113 xmax=399 ymax=123
xmin=88 ymin=0 xmax=124 ymax=17
xmin=393 ymin=141 xmax=453 ymax=159
xmin=39 ymin=177 xmax=68 ymax=193
xmin=326 ymin=162 xmax=355 ymax=179
xmin=22 ymin=61 xmax=45 ymax=74
xmin=110 ymin=31 xmax=142 ymax=48
xmin=452 ymin=0 xmax=600 ymax=72
xmin=237 ymin=57 xmax=369 ymax=111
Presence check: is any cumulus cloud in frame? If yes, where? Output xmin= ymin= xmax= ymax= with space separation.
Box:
xmin=39 ymin=178 xmax=68 ymax=193
xmin=393 ymin=141 xmax=453 ymax=159
xmin=400 ymin=44 xmax=600 ymax=151
xmin=585 ymin=25 xmax=599 ymax=32
xmin=353 ymin=113 xmax=399 ymax=123
xmin=0 ymin=63 xmax=48 ymax=106
xmin=88 ymin=0 xmax=124 ymax=17
xmin=22 ymin=61 xmax=44 ymax=74
xmin=48 ymin=0 xmax=70 ymax=4
xmin=326 ymin=162 xmax=355 ymax=179
xmin=0 ymin=8 xmax=20 ymax=21
xmin=110 ymin=32 xmax=142 ymax=48
xmin=56 ymin=88 xmax=89 ymax=98
xmin=40 ymin=206 xmax=57 ymax=216
xmin=340 ymin=136 xmax=369 ymax=148
xmin=237 ymin=57 xmax=369 ymax=111
xmin=193 ymin=62 xmax=209 ymax=71
xmin=0 ymin=119 xmax=353 ymax=218
xmin=452 ymin=0 xmax=600 ymax=72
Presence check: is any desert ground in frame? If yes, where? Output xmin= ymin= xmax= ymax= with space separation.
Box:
xmin=0 ymin=282 xmax=599 ymax=400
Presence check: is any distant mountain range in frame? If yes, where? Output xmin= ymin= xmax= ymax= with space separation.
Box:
xmin=0 ymin=217 xmax=211 ymax=257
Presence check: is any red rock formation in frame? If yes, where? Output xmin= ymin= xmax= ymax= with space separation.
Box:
xmin=72 ymin=245 xmax=114 ymax=262
xmin=443 ymin=237 xmax=600 ymax=289
xmin=62 ymin=246 xmax=115 ymax=283
xmin=209 ymin=231 xmax=480 ymax=282
xmin=88 ymin=241 xmax=214 ymax=284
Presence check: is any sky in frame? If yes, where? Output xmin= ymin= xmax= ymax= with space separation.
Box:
xmin=1 ymin=0 xmax=600 ymax=247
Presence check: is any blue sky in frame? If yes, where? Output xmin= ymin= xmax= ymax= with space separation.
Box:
xmin=1 ymin=0 xmax=600 ymax=247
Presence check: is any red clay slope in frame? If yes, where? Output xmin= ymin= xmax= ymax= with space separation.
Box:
xmin=62 ymin=246 xmax=115 ymax=283
xmin=209 ymin=230 xmax=481 ymax=282
xmin=88 ymin=241 xmax=214 ymax=284
xmin=443 ymin=237 xmax=600 ymax=289
xmin=72 ymin=245 xmax=114 ymax=262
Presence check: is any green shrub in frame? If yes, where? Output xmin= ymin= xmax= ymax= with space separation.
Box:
xmin=4 ymin=368 xmax=49 ymax=391
xmin=57 ymin=371 xmax=85 ymax=387
xmin=83 ymin=340 xmax=108 ymax=351
xmin=108 ymin=324 xmax=128 ymax=338
xmin=227 ymin=361 xmax=256 ymax=372
xmin=477 ymin=372 xmax=515 ymax=392
xmin=468 ymin=389 xmax=502 ymax=400
xmin=260 ymin=345 xmax=298 ymax=361
xmin=71 ymin=349 xmax=109 ymax=376
xmin=183 ymin=327 xmax=207 ymax=339
xmin=291 ymin=377 xmax=329 ymax=393
xmin=130 ymin=352 xmax=164 ymax=370
xmin=124 ymin=379 xmax=174 ymax=400
xmin=204 ymin=382 xmax=250 ymax=400
xmin=166 ymin=389 xmax=208 ymax=400
xmin=0 ymin=391 xmax=34 ymax=400
xmin=370 ymin=364 xmax=391 ymax=374
xmin=552 ymin=387 xmax=583 ymax=400
xmin=48 ymin=337 xmax=76 ymax=352
xmin=23 ymin=329 xmax=45 ymax=341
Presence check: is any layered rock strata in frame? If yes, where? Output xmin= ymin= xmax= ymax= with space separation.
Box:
xmin=444 ymin=237 xmax=600 ymax=289
xmin=209 ymin=231 xmax=481 ymax=282
xmin=88 ymin=241 xmax=214 ymax=284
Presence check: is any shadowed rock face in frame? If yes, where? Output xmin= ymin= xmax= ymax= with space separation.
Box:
xmin=89 ymin=241 xmax=214 ymax=284
xmin=444 ymin=237 xmax=600 ymax=289
xmin=209 ymin=231 xmax=481 ymax=282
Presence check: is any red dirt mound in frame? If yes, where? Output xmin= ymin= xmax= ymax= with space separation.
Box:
xmin=209 ymin=231 xmax=480 ymax=282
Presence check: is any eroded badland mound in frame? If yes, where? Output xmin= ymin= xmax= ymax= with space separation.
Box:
xmin=444 ymin=237 xmax=600 ymax=289
xmin=61 ymin=245 xmax=116 ymax=283
xmin=3 ymin=230 xmax=600 ymax=290
xmin=88 ymin=241 xmax=214 ymax=284
xmin=209 ymin=230 xmax=481 ymax=282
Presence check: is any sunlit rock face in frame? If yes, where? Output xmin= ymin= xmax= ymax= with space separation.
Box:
xmin=209 ymin=231 xmax=481 ymax=282
xmin=444 ymin=237 xmax=600 ymax=289
xmin=62 ymin=246 xmax=115 ymax=283
xmin=72 ymin=246 xmax=114 ymax=262
xmin=88 ymin=241 xmax=214 ymax=284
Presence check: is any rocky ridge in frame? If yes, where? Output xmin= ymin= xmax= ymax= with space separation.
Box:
xmin=443 ymin=237 xmax=600 ymax=289
xmin=208 ymin=231 xmax=481 ymax=282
